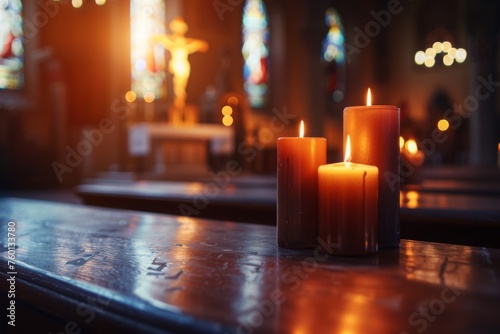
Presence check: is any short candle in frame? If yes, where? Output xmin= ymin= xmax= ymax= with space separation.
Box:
xmin=277 ymin=121 xmax=327 ymax=248
xmin=318 ymin=135 xmax=378 ymax=255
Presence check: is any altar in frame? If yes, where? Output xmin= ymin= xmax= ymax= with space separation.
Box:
xmin=128 ymin=122 xmax=235 ymax=177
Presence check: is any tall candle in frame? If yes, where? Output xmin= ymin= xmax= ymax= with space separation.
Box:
xmin=318 ymin=136 xmax=378 ymax=255
xmin=277 ymin=121 xmax=327 ymax=248
xmin=343 ymin=88 xmax=400 ymax=248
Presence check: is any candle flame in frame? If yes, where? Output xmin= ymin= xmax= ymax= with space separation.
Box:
xmin=405 ymin=139 xmax=418 ymax=155
xmin=299 ymin=120 xmax=304 ymax=138
xmin=399 ymin=136 xmax=405 ymax=151
xmin=367 ymin=88 xmax=372 ymax=106
xmin=344 ymin=135 xmax=352 ymax=163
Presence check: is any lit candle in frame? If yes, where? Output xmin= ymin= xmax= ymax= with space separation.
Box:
xmin=277 ymin=121 xmax=327 ymax=248
xmin=343 ymin=88 xmax=400 ymax=248
xmin=318 ymin=136 xmax=378 ymax=255
xmin=401 ymin=139 xmax=425 ymax=185
xmin=402 ymin=139 xmax=425 ymax=167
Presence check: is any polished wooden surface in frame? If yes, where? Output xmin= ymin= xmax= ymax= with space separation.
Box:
xmin=1 ymin=198 xmax=500 ymax=333
xmin=77 ymin=177 xmax=500 ymax=247
xmin=77 ymin=179 xmax=277 ymax=225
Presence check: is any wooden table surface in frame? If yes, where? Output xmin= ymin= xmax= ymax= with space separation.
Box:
xmin=1 ymin=198 xmax=500 ymax=333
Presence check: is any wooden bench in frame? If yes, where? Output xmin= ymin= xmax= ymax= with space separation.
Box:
xmin=76 ymin=179 xmax=500 ymax=248
xmin=1 ymin=198 xmax=500 ymax=333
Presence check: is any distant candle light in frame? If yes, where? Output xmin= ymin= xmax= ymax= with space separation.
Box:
xmin=437 ymin=119 xmax=450 ymax=131
xmin=405 ymin=139 xmax=418 ymax=155
xmin=222 ymin=115 xmax=233 ymax=126
xmin=432 ymin=41 xmax=443 ymax=53
xmin=366 ymin=88 xmax=372 ymax=106
xmin=299 ymin=120 xmax=304 ymax=138
xmin=144 ymin=92 xmax=155 ymax=103
xmin=399 ymin=136 xmax=405 ymax=151
xmin=227 ymin=96 xmax=239 ymax=106
xmin=221 ymin=105 xmax=233 ymax=116
xmin=125 ymin=91 xmax=137 ymax=103
xmin=72 ymin=0 xmax=83 ymax=8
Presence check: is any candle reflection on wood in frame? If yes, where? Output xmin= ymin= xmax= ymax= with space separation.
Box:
xmin=277 ymin=121 xmax=327 ymax=248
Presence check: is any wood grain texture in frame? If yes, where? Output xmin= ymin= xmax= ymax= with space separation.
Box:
xmin=1 ymin=198 xmax=500 ymax=333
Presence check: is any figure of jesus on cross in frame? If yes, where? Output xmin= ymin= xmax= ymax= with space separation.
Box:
xmin=150 ymin=17 xmax=208 ymax=109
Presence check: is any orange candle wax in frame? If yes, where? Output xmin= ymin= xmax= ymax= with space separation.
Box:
xmin=343 ymin=89 xmax=400 ymax=248
xmin=318 ymin=136 xmax=378 ymax=255
xmin=277 ymin=121 xmax=327 ymax=248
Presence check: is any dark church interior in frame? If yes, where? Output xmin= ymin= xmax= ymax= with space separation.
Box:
xmin=1 ymin=0 xmax=500 ymax=333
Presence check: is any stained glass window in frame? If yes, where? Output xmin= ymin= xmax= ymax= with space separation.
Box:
xmin=0 ymin=0 xmax=23 ymax=89
xmin=322 ymin=8 xmax=344 ymax=64
xmin=242 ymin=0 xmax=269 ymax=109
xmin=130 ymin=0 xmax=166 ymax=98
xmin=323 ymin=8 xmax=345 ymax=103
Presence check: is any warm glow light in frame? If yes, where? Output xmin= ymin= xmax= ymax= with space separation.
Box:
xmin=96 ymin=0 xmax=106 ymax=5
xmin=221 ymin=105 xmax=233 ymax=116
xmin=366 ymin=88 xmax=372 ymax=106
xmin=448 ymin=47 xmax=457 ymax=58
xmin=299 ymin=120 xmax=304 ymax=138
xmin=228 ymin=96 xmax=239 ymax=106
xmin=443 ymin=54 xmax=454 ymax=66
xmin=414 ymin=51 xmax=426 ymax=65
xmin=144 ymin=92 xmax=155 ymax=103
xmin=72 ymin=0 xmax=83 ymax=8
xmin=437 ymin=119 xmax=450 ymax=131
xmin=405 ymin=139 xmax=418 ymax=155
xmin=399 ymin=136 xmax=405 ymax=150
xmin=222 ymin=115 xmax=233 ymax=126
xmin=425 ymin=48 xmax=436 ymax=57
xmin=456 ymin=48 xmax=467 ymax=63
xmin=125 ymin=91 xmax=137 ymax=103
xmin=130 ymin=0 xmax=166 ymax=98
xmin=442 ymin=41 xmax=452 ymax=52
xmin=406 ymin=191 xmax=419 ymax=209
xmin=173 ymin=61 xmax=189 ymax=78
xmin=433 ymin=42 xmax=443 ymax=53
xmin=424 ymin=56 xmax=435 ymax=68
xmin=416 ymin=42 xmax=466 ymax=67
xmin=344 ymin=135 xmax=352 ymax=163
